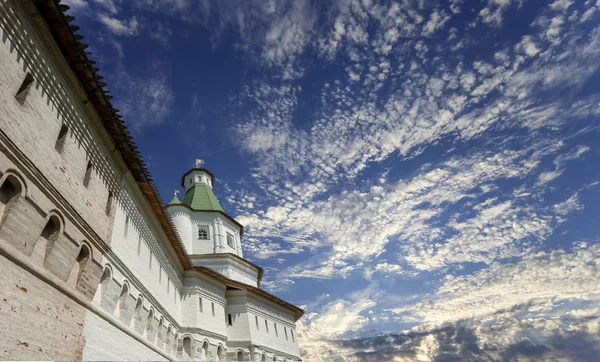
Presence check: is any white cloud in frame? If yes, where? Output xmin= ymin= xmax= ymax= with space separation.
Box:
xmin=397 ymin=241 xmax=600 ymax=326
xmin=94 ymin=0 xmax=118 ymax=14
xmin=113 ymin=68 xmax=174 ymax=130
xmin=98 ymin=15 xmax=139 ymax=36
xmin=516 ymin=35 xmax=540 ymax=57
xmin=422 ymin=10 xmax=451 ymax=36
xmin=64 ymin=0 xmax=88 ymax=10
xmin=550 ymin=0 xmax=574 ymax=11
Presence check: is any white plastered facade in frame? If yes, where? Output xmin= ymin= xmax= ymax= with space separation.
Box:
xmin=0 ymin=0 xmax=302 ymax=361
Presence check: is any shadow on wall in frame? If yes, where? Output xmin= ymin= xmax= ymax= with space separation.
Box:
xmin=0 ymin=170 xmax=97 ymax=295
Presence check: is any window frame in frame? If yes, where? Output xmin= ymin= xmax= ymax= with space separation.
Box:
xmin=226 ymin=232 xmax=234 ymax=248
xmin=198 ymin=226 xmax=209 ymax=240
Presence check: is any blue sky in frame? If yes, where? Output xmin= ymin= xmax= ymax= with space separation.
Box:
xmin=65 ymin=0 xmax=600 ymax=360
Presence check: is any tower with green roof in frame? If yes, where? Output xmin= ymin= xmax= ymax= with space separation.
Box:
xmin=166 ymin=162 xmax=262 ymax=287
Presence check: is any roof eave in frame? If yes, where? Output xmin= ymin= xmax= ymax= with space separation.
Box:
xmin=35 ymin=0 xmax=191 ymax=269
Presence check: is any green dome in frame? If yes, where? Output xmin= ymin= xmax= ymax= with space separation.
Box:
xmin=181 ymin=184 xmax=223 ymax=211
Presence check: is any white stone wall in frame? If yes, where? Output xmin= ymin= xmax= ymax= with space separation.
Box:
xmin=0 ymin=0 xmax=117 ymax=246
xmin=169 ymin=205 xmax=193 ymax=253
xmin=225 ymin=291 xmax=252 ymax=343
xmin=247 ymin=295 xmax=300 ymax=358
xmin=82 ymin=311 xmax=166 ymax=361
xmin=109 ymin=181 xmax=183 ymax=321
xmin=182 ymin=273 xmax=228 ymax=337
xmin=167 ymin=207 xmax=243 ymax=257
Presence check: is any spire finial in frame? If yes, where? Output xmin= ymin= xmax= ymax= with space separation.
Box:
xmin=174 ymin=189 xmax=180 ymax=197
xmin=195 ymin=159 xmax=204 ymax=167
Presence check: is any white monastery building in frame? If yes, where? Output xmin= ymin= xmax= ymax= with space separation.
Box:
xmin=0 ymin=0 xmax=303 ymax=360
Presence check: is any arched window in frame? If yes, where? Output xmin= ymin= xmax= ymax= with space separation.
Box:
xmin=237 ymin=350 xmax=244 ymax=361
xmin=171 ymin=332 xmax=179 ymax=357
xmin=32 ymin=214 xmax=60 ymax=265
xmin=198 ymin=227 xmax=208 ymax=240
xmin=145 ymin=308 xmax=154 ymax=339
xmin=114 ymin=282 xmax=129 ymax=318
xmin=182 ymin=336 xmax=192 ymax=359
xmin=69 ymin=244 xmax=90 ymax=288
xmin=201 ymin=341 xmax=209 ymax=360
xmin=0 ymin=174 xmax=22 ymax=226
xmin=94 ymin=266 xmax=112 ymax=306
xmin=273 ymin=356 xmax=277 ymax=361
xmin=130 ymin=296 xmax=143 ymax=329
xmin=262 ymin=354 xmax=267 ymax=361
xmin=156 ymin=317 xmax=164 ymax=346
xmin=217 ymin=345 xmax=224 ymax=361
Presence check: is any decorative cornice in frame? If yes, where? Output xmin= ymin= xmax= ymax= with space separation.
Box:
xmin=190 ymin=253 xmax=264 ymax=285
xmin=189 ymin=267 xmax=304 ymax=320
xmin=181 ymin=327 xmax=227 ymax=342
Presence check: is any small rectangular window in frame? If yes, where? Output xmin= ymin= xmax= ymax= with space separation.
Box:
xmin=275 ymin=323 xmax=278 ymax=337
xmin=255 ymin=315 xmax=259 ymax=330
xmin=226 ymin=233 xmax=234 ymax=248
xmin=265 ymin=320 xmax=269 ymax=333
xmin=199 ymin=297 xmax=203 ymax=313
xmin=83 ymin=162 xmax=93 ymax=187
xmin=211 ymin=302 xmax=215 ymax=316
xmin=228 ymin=314 xmax=232 ymax=326
xmin=55 ymin=124 xmax=69 ymax=153
xmin=105 ymin=191 xmax=114 ymax=216
xmin=124 ymin=215 xmax=130 ymax=237
xmin=15 ymin=72 xmax=34 ymax=105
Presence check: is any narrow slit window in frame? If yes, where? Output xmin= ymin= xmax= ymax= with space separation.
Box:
xmin=124 ymin=215 xmax=130 ymax=237
xmin=291 ymin=330 xmax=295 ymax=342
xmin=55 ymin=124 xmax=69 ymax=153
xmin=83 ymin=162 xmax=93 ymax=187
xmin=227 ymin=314 xmax=232 ymax=326
xmin=265 ymin=320 xmax=269 ymax=333
xmin=15 ymin=72 xmax=34 ymax=105
xmin=211 ymin=302 xmax=215 ymax=316
xmin=199 ymin=297 xmax=203 ymax=313
xmin=105 ymin=191 xmax=114 ymax=216
xmin=255 ymin=315 xmax=259 ymax=330
xmin=275 ymin=323 xmax=278 ymax=337
xmin=285 ymin=327 xmax=288 ymax=340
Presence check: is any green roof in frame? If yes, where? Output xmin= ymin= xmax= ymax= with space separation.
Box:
xmin=168 ymin=194 xmax=181 ymax=205
xmin=181 ymin=184 xmax=223 ymax=211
